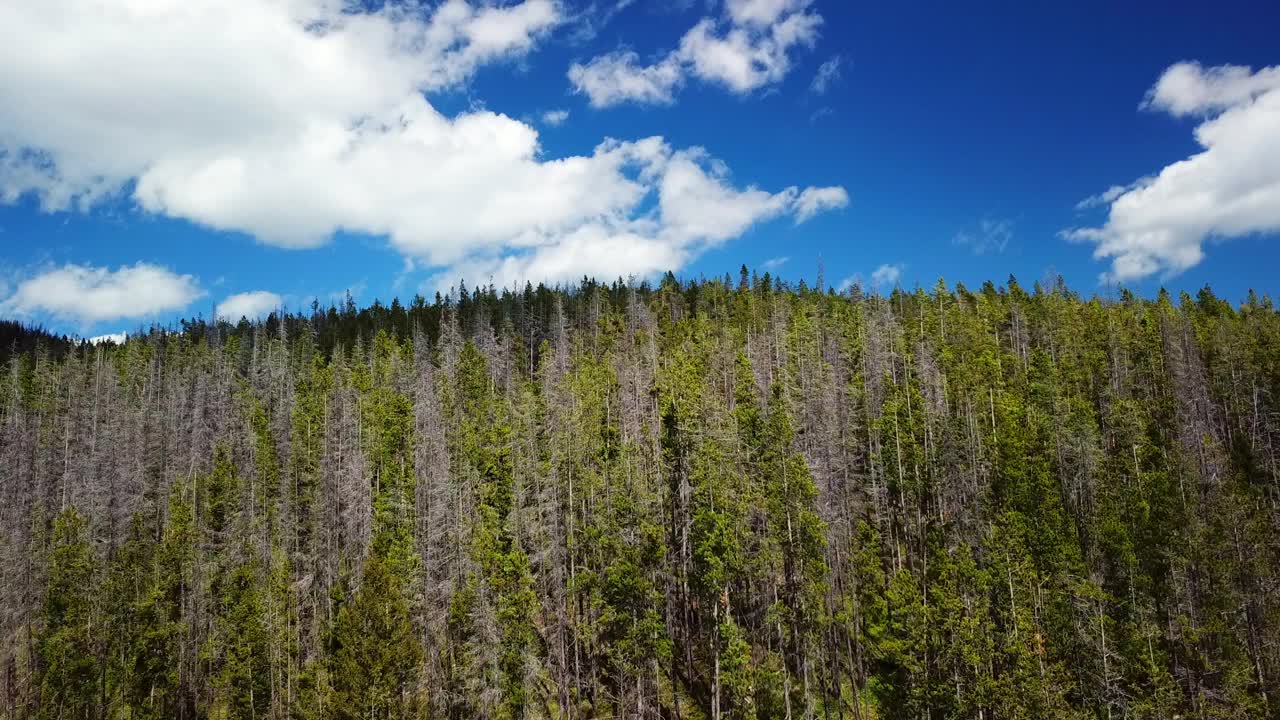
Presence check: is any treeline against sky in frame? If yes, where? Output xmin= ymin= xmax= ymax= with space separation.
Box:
xmin=2 ymin=271 xmax=1278 ymax=719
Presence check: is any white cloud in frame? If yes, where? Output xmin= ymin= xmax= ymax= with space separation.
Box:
xmin=216 ymin=291 xmax=283 ymax=322
xmin=1142 ymin=61 xmax=1280 ymax=117
xmin=0 ymin=0 xmax=844 ymax=289
xmin=541 ymin=109 xmax=570 ymax=126
xmin=570 ymin=0 xmax=821 ymax=107
xmin=809 ymin=55 xmax=842 ymax=95
xmin=870 ymin=263 xmax=902 ymax=289
xmin=0 ymin=0 xmax=562 ymax=215
xmin=659 ymin=150 xmax=796 ymax=242
xmin=953 ymin=218 xmax=1013 ymax=255
xmin=0 ymin=263 xmax=203 ymax=325
xmin=1075 ymin=184 xmax=1132 ymax=210
xmin=794 ymin=186 xmax=849 ymax=222
xmin=1064 ymin=61 xmax=1280 ymax=282
xmin=432 ymin=224 xmax=689 ymax=291
xmin=569 ymin=0 xmax=639 ymax=44
xmin=89 ymin=332 xmax=127 ymax=345
xmin=726 ymin=0 xmax=812 ymax=27
xmin=837 ymin=263 xmax=902 ymax=294
xmin=427 ymin=145 xmax=846 ymax=290
xmin=761 ymin=256 xmax=788 ymax=270
xmin=569 ymin=51 xmax=684 ymax=108
xmin=679 ymin=13 xmax=821 ymax=94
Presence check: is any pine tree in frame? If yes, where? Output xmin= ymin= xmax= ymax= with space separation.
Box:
xmin=330 ymin=552 xmax=423 ymax=719
xmin=36 ymin=507 xmax=100 ymax=720
xmin=2 ymin=277 xmax=1279 ymax=719
xmin=215 ymin=551 xmax=272 ymax=719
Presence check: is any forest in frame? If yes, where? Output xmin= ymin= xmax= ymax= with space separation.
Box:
xmin=1 ymin=270 xmax=1277 ymax=719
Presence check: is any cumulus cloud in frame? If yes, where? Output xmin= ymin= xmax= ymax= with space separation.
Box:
xmin=659 ymin=150 xmax=796 ymax=242
xmin=0 ymin=263 xmax=203 ymax=325
xmin=837 ymin=263 xmax=903 ymax=294
xmin=760 ymin=256 xmax=788 ymax=270
xmin=216 ymin=291 xmax=283 ymax=322
xmin=89 ymin=332 xmax=127 ymax=345
xmin=794 ymin=186 xmax=849 ymax=222
xmin=433 ymin=225 xmax=688 ymax=292
xmin=870 ymin=263 xmax=902 ymax=289
xmin=1065 ymin=61 xmax=1280 ymax=283
xmin=0 ymin=0 xmax=562 ymax=216
xmin=679 ymin=13 xmax=821 ymax=93
xmin=1142 ymin=61 xmax=1280 ymax=116
xmin=541 ymin=109 xmax=571 ymax=126
xmin=0 ymin=0 xmax=845 ymax=287
xmin=953 ymin=218 xmax=1013 ymax=255
xmin=726 ymin=0 xmax=812 ymax=27
xmin=809 ymin=55 xmax=842 ymax=95
xmin=569 ymin=0 xmax=821 ymax=107
xmin=569 ymin=52 xmax=684 ymax=108
xmin=427 ymin=144 xmax=847 ymax=290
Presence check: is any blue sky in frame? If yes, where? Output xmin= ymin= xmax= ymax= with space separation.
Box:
xmin=1 ymin=0 xmax=1278 ymax=337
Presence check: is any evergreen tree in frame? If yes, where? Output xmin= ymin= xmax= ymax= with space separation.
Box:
xmin=330 ymin=553 xmax=423 ymax=720
xmin=36 ymin=508 xmax=99 ymax=720
xmin=2 ymin=276 xmax=1277 ymax=719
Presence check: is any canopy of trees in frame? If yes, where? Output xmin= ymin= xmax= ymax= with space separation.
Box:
xmin=2 ymin=271 xmax=1278 ymax=719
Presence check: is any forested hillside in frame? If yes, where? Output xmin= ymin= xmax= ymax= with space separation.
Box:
xmin=0 ymin=322 xmax=74 ymax=364
xmin=2 ymin=272 xmax=1278 ymax=719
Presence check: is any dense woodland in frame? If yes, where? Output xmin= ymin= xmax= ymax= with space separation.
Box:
xmin=2 ymin=270 xmax=1278 ymax=719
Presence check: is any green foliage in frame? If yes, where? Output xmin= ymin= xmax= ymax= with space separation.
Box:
xmin=330 ymin=554 xmax=423 ymax=719
xmin=37 ymin=508 xmax=99 ymax=720
xmin=11 ymin=276 xmax=1280 ymax=719
xmin=217 ymin=552 xmax=272 ymax=719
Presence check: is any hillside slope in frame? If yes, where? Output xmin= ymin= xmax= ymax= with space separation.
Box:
xmin=2 ymin=274 xmax=1277 ymax=719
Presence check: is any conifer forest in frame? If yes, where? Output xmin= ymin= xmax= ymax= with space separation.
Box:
xmin=3 ymin=271 xmax=1279 ymax=720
